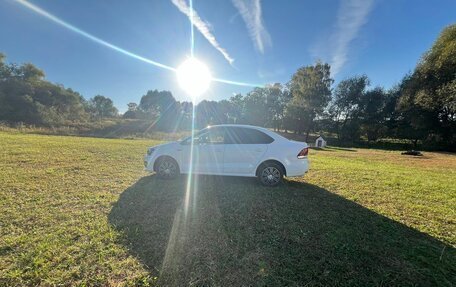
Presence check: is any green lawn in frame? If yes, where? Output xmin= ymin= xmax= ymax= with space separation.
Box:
xmin=0 ymin=131 xmax=454 ymax=286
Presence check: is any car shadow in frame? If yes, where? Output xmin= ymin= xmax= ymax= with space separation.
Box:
xmin=109 ymin=175 xmax=455 ymax=286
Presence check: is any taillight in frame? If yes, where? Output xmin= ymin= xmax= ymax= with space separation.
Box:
xmin=297 ymin=147 xmax=308 ymax=158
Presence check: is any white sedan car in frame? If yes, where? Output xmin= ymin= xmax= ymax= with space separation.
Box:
xmin=144 ymin=124 xmax=309 ymax=186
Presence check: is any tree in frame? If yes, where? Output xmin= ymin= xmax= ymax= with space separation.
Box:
xmin=136 ymin=90 xmax=180 ymax=131
xmin=360 ymin=87 xmax=388 ymax=141
xmin=14 ymin=63 xmax=45 ymax=81
xmin=123 ymin=103 xmax=139 ymax=119
xmin=0 ymin=53 xmax=89 ymax=125
xmin=217 ymin=99 xmax=237 ymax=124
xmin=178 ymin=101 xmax=193 ymax=130
xmin=287 ymin=62 xmax=333 ymax=137
xmin=396 ymin=74 xmax=435 ymax=148
xmin=0 ymin=53 xmax=9 ymax=79
xmin=265 ymin=83 xmax=291 ymax=130
xmin=139 ymin=90 xmax=176 ymax=116
xmin=88 ymin=95 xmax=118 ymax=119
xmin=403 ymin=24 xmax=456 ymax=146
xmin=127 ymin=102 xmax=137 ymax=111
xmin=242 ymin=88 xmax=269 ymax=126
xmin=228 ymin=93 xmax=245 ymax=124
xmin=329 ymin=75 xmax=370 ymax=142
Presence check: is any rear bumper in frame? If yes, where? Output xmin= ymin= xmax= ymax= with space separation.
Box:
xmin=285 ymin=158 xmax=309 ymax=177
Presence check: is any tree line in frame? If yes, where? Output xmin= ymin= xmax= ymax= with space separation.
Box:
xmin=0 ymin=53 xmax=118 ymax=126
xmin=1 ymin=25 xmax=454 ymax=150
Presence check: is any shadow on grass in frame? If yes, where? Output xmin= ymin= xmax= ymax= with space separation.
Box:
xmin=109 ymin=175 xmax=455 ymax=286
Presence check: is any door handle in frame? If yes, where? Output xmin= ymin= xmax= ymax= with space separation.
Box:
xmin=255 ymin=148 xmax=263 ymax=152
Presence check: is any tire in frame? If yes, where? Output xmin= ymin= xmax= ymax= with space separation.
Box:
xmin=258 ymin=162 xmax=284 ymax=187
xmin=156 ymin=157 xmax=179 ymax=179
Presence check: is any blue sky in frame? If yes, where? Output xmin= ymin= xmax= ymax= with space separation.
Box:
xmin=1 ymin=0 xmax=455 ymax=111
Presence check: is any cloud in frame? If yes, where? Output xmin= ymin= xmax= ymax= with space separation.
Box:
xmin=171 ymin=0 xmax=234 ymax=64
xmin=232 ymin=0 xmax=271 ymax=53
xmin=330 ymin=0 xmax=374 ymax=76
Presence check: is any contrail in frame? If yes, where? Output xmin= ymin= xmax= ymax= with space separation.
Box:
xmin=232 ymin=0 xmax=271 ymax=54
xmin=14 ymin=0 xmax=262 ymax=88
xmin=15 ymin=0 xmax=176 ymax=71
xmin=330 ymin=0 xmax=374 ymax=76
xmin=171 ymin=0 xmax=235 ymax=64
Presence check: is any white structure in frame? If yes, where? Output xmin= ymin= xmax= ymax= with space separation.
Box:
xmin=315 ymin=136 xmax=327 ymax=148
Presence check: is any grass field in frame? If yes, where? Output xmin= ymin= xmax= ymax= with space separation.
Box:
xmin=0 ymin=131 xmax=455 ymax=286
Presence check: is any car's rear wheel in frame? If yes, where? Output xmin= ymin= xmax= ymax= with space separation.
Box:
xmin=156 ymin=157 xmax=179 ymax=179
xmin=258 ymin=163 xmax=283 ymax=186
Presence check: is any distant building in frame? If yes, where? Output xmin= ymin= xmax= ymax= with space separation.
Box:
xmin=315 ymin=136 xmax=327 ymax=148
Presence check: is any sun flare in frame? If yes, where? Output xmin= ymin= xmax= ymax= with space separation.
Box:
xmin=176 ymin=57 xmax=212 ymax=99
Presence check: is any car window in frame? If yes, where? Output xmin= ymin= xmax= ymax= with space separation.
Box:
xmin=197 ymin=128 xmax=225 ymax=144
xmin=225 ymin=127 xmax=274 ymax=144
xmin=181 ymin=128 xmax=208 ymax=145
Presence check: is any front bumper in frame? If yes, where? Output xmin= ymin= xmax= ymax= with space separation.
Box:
xmin=144 ymin=154 xmax=155 ymax=172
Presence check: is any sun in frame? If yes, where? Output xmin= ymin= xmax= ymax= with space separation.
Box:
xmin=176 ymin=57 xmax=212 ymax=99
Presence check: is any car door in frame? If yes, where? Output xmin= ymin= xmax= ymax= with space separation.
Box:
xmin=179 ymin=127 xmax=225 ymax=174
xmin=223 ymin=127 xmax=271 ymax=175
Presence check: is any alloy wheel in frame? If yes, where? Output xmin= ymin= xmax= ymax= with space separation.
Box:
xmin=157 ymin=159 xmax=178 ymax=179
xmin=260 ymin=166 xmax=282 ymax=186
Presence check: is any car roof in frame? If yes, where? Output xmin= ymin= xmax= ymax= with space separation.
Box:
xmin=207 ymin=124 xmax=287 ymax=141
xmin=208 ymin=124 xmax=268 ymax=131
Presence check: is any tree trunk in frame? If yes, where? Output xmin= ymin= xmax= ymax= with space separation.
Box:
xmin=305 ymin=120 xmax=312 ymax=141
xmin=305 ymin=117 xmax=313 ymax=142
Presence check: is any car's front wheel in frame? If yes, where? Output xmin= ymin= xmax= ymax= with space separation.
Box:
xmin=156 ymin=157 xmax=179 ymax=179
xmin=258 ymin=162 xmax=284 ymax=186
